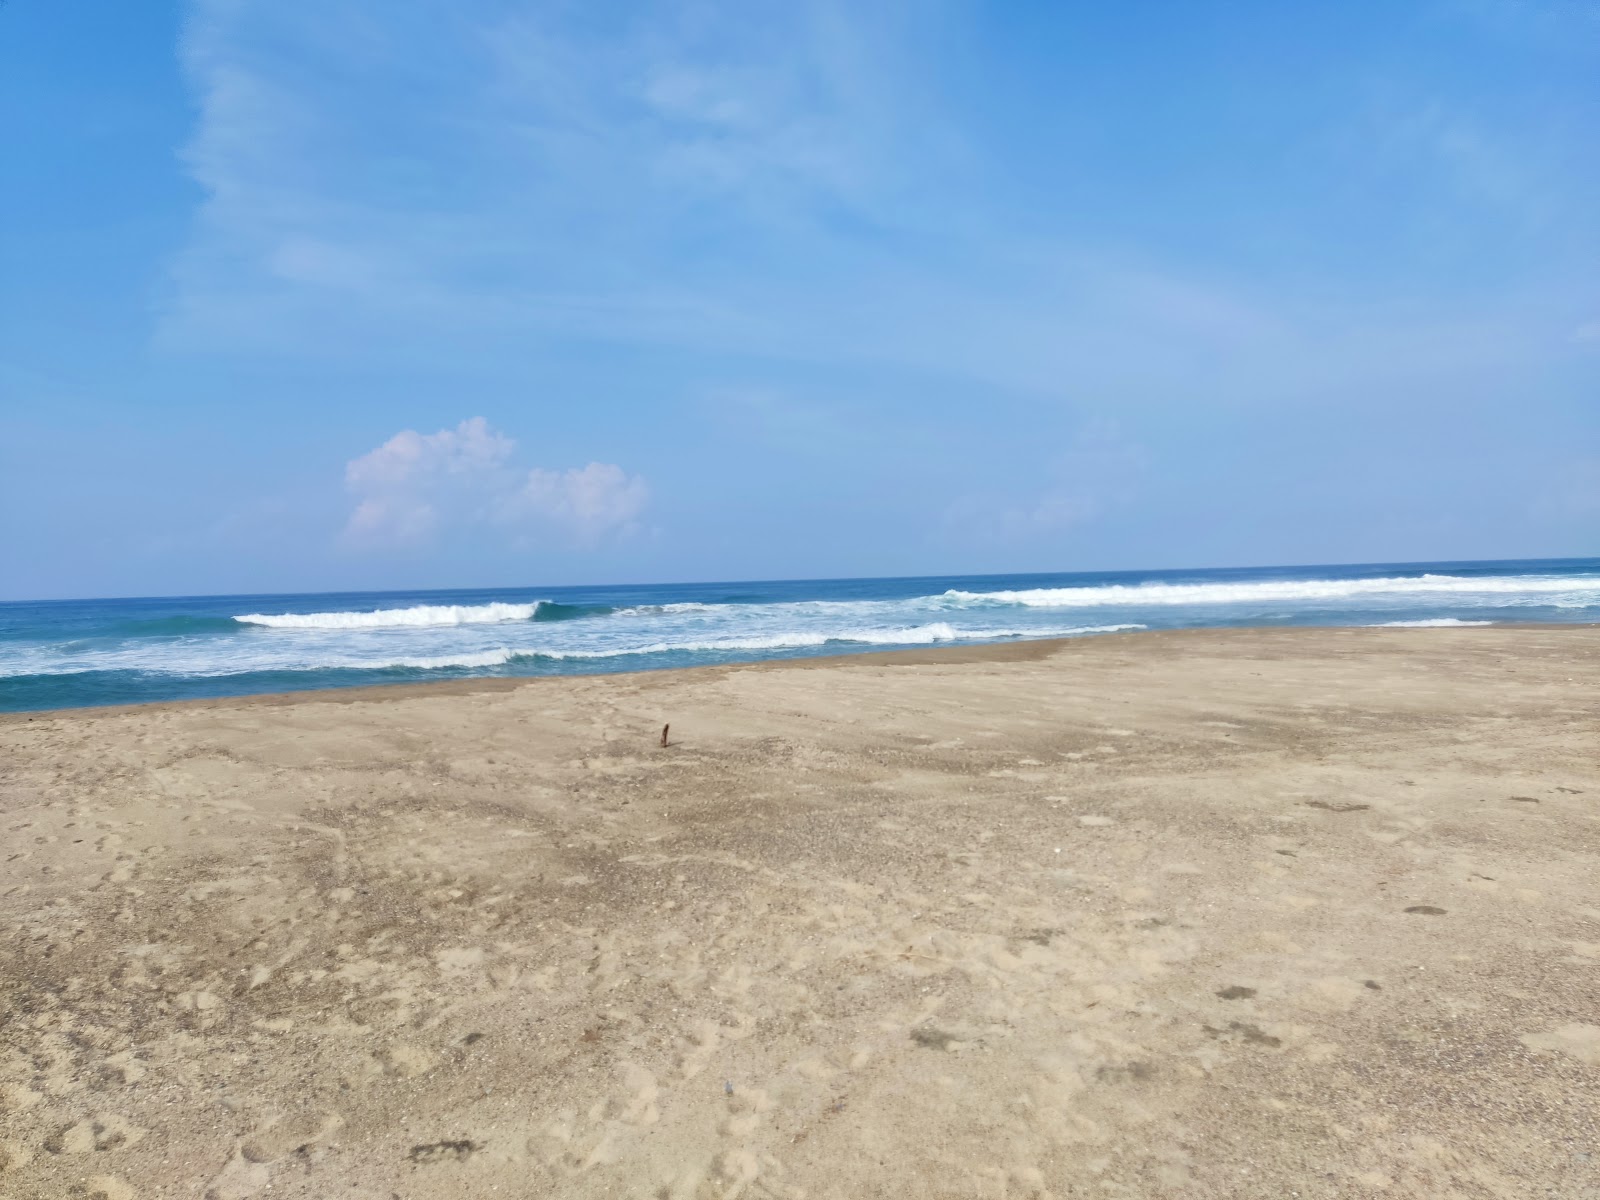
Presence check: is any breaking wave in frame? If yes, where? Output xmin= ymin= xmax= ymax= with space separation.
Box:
xmin=235 ymin=602 xmax=548 ymax=629
xmin=7 ymin=557 xmax=1596 ymax=710
xmin=942 ymin=573 xmax=1600 ymax=609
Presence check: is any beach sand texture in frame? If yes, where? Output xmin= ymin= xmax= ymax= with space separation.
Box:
xmin=1 ymin=626 xmax=1597 ymax=1199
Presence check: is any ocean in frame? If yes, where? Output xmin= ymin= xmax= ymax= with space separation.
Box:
xmin=2 ymin=557 xmax=1596 ymax=713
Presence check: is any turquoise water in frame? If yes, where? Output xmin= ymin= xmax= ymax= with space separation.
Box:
xmin=2 ymin=558 xmax=1596 ymax=712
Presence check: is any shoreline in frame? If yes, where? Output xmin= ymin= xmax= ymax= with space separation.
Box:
xmin=5 ymin=620 xmax=1594 ymax=722
xmin=4 ymin=623 xmax=1597 ymax=1196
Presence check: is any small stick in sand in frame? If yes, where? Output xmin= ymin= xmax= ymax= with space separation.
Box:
xmin=660 ymin=723 xmax=670 ymax=748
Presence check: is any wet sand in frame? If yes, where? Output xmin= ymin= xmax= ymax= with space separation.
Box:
xmin=1 ymin=626 xmax=1597 ymax=1199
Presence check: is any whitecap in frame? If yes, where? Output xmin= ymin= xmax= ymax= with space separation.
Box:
xmin=941 ymin=573 xmax=1600 ymax=609
xmin=235 ymin=602 xmax=544 ymax=629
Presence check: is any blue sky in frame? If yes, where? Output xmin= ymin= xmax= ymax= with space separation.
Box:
xmin=2 ymin=0 xmax=1596 ymax=600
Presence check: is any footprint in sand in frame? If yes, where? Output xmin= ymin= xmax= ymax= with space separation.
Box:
xmin=435 ymin=945 xmax=486 ymax=975
xmin=3 ymin=1082 xmax=44 ymax=1112
xmin=1520 ymin=1023 xmax=1600 ymax=1065
xmin=240 ymin=1112 xmax=343 ymax=1164
xmin=204 ymin=1144 xmax=272 ymax=1200
xmin=382 ymin=1043 xmax=438 ymax=1078
xmin=98 ymin=1050 xmax=146 ymax=1087
xmin=1203 ymin=1021 xmax=1282 ymax=1048
xmin=720 ymin=1086 xmax=773 ymax=1137
xmin=529 ymin=1111 xmax=621 ymax=1176
xmin=617 ymin=1063 xmax=661 ymax=1127
xmin=80 ymin=1178 xmax=137 ymax=1200
xmin=45 ymin=1114 xmax=145 ymax=1154
xmin=0 ymin=1139 xmax=33 ymax=1172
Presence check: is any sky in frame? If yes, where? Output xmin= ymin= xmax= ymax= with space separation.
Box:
xmin=1 ymin=0 xmax=1597 ymax=601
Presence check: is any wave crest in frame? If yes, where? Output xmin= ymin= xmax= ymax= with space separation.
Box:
xmin=235 ymin=602 xmax=545 ymax=630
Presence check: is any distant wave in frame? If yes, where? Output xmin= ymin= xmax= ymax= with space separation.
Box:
xmin=235 ymin=601 xmax=550 ymax=629
xmin=942 ymin=573 xmax=1600 ymax=609
xmin=1375 ymin=618 xmax=1496 ymax=627
xmin=0 ymin=614 xmax=243 ymax=644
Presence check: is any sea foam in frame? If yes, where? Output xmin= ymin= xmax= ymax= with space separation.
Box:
xmin=1375 ymin=618 xmax=1496 ymax=627
xmin=375 ymin=649 xmax=521 ymax=669
xmin=8 ymin=559 xmax=1597 ymax=711
xmin=942 ymin=573 xmax=1600 ymax=609
xmin=522 ymin=623 xmax=1143 ymax=660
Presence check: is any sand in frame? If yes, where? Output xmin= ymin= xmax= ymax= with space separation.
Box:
xmin=1 ymin=625 xmax=1597 ymax=1199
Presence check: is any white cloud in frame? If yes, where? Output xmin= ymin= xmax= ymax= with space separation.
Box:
xmin=343 ymin=418 xmax=647 ymax=548
xmin=1574 ymin=320 xmax=1600 ymax=344
xmin=511 ymin=464 xmax=650 ymax=539
xmin=345 ymin=417 xmax=513 ymax=492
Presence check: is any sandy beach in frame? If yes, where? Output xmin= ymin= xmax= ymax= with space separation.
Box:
xmin=1 ymin=625 xmax=1597 ymax=1199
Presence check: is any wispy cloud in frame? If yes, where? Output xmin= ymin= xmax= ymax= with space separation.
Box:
xmin=167 ymin=1 xmax=925 ymax=352
xmin=162 ymin=1 xmax=1319 ymax=395
xmin=166 ymin=0 xmax=1598 ymax=415
xmin=344 ymin=418 xmax=646 ymax=548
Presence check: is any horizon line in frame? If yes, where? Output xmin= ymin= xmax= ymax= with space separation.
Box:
xmin=4 ymin=553 xmax=1598 ymax=608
